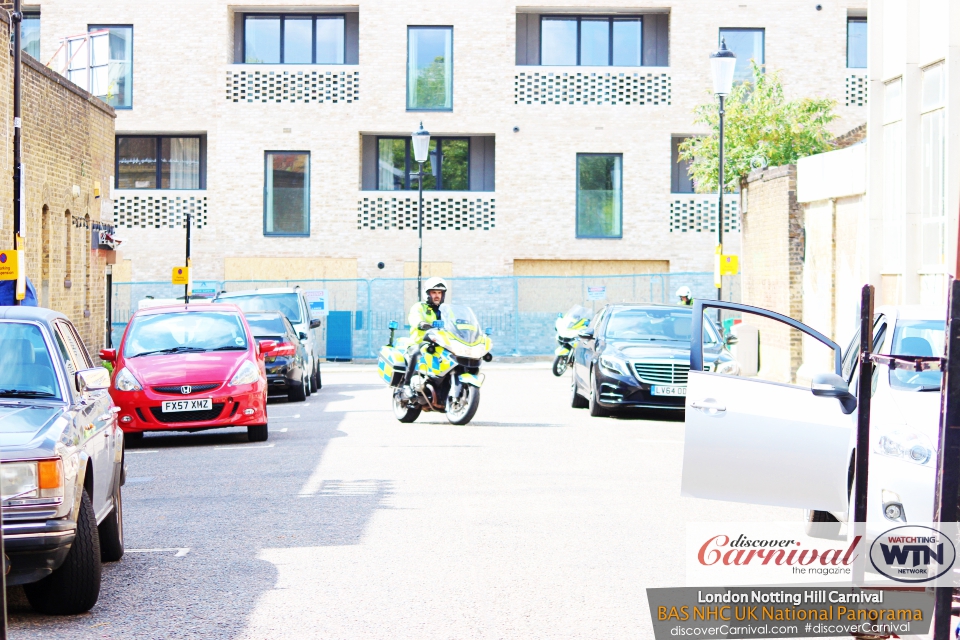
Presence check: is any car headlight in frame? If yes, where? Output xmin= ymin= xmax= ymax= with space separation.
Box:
xmin=715 ymin=360 xmax=741 ymax=376
xmin=229 ymin=360 xmax=262 ymax=387
xmin=1 ymin=459 xmax=63 ymax=503
xmin=599 ymin=355 xmax=629 ymax=376
xmin=875 ymin=429 xmax=934 ymax=466
xmin=114 ymin=367 xmax=142 ymax=392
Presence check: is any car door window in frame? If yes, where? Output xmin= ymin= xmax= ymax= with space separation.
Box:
xmin=54 ymin=321 xmax=91 ymax=392
xmin=843 ymin=315 xmax=886 ymax=391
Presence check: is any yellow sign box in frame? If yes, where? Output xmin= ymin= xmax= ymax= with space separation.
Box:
xmin=719 ymin=254 xmax=739 ymax=276
xmin=0 ymin=250 xmax=20 ymax=281
xmin=171 ymin=266 xmax=189 ymax=285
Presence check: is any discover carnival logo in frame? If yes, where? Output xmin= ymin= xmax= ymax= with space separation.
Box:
xmin=869 ymin=525 xmax=956 ymax=583
xmin=697 ymin=534 xmax=861 ymax=575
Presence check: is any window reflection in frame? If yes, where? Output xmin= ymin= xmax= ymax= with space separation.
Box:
xmin=719 ymin=28 xmax=764 ymax=84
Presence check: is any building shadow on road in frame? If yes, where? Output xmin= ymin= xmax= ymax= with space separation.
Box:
xmin=7 ymin=381 xmax=393 ymax=640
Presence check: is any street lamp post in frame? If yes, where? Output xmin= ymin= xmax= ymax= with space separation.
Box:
xmin=710 ymin=39 xmax=736 ymax=302
xmin=411 ymin=122 xmax=431 ymax=302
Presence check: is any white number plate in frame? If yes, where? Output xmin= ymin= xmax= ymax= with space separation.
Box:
xmin=161 ymin=398 xmax=212 ymax=412
xmin=651 ymin=385 xmax=686 ymax=397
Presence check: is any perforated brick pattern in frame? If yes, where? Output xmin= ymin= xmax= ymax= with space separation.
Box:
xmin=514 ymin=71 xmax=671 ymax=105
xmin=845 ymin=73 xmax=868 ymax=107
xmin=669 ymin=196 xmax=740 ymax=233
xmin=358 ymin=195 xmax=495 ymax=230
xmin=115 ymin=194 xmax=209 ymax=229
xmin=226 ymin=69 xmax=360 ymax=103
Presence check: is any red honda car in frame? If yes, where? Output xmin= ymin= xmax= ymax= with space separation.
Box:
xmin=100 ymin=304 xmax=277 ymax=442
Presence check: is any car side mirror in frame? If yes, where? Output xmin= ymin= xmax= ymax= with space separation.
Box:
xmin=309 ymin=318 xmax=321 ymax=329
xmin=76 ymin=368 xmax=110 ymax=394
xmin=299 ymin=332 xmax=308 ymax=341
xmin=99 ymin=348 xmax=116 ymax=362
xmin=258 ymin=339 xmax=278 ymax=357
xmin=811 ymin=373 xmax=857 ymax=415
xmin=578 ymin=328 xmax=595 ymax=341
xmin=725 ymin=334 xmax=739 ymax=346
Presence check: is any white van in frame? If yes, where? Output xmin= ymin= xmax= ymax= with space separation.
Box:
xmin=215 ymin=287 xmax=322 ymax=391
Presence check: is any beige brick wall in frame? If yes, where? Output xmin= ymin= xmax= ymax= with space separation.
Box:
xmin=0 ymin=14 xmax=115 ymax=354
xmin=39 ymin=0 xmax=866 ymax=284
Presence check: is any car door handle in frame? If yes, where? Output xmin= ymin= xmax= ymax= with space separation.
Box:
xmin=690 ymin=399 xmax=726 ymax=414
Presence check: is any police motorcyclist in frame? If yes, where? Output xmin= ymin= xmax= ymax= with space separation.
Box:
xmin=403 ymin=276 xmax=448 ymax=388
xmin=676 ymin=286 xmax=693 ymax=306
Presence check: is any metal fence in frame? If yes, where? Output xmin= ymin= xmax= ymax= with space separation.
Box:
xmin=110 ymin=272 xmax=739 ymax=359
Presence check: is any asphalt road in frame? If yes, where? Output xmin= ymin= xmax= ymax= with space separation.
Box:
xmin=7 ymin=363 xmax=797 ymax=639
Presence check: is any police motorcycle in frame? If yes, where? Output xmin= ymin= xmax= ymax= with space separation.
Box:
xmin=552 ymin=305 xmax=591 ymax=376
xmin=378 ymin=304 xmax=493 ymax=425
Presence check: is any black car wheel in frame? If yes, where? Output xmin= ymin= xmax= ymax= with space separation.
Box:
xmin=571 ymin=372 xmax=588 ymax=409
xmin=248 ymin=424 xmax=269 ymax=442
xmin=24 ymin=489 xmax=102 ymax=615
xmin=99 ymin=483 xmax=124 ymax=562
xmin=310 ymin=363 xmax=319 ymax=393
xmin=289 ymin=375 xmax=307 ymax=402
xmin=588 ymin=368 xmax=609 ymax=417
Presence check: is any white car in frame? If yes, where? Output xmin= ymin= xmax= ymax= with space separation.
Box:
xmin=680 ymin=301 xmax=944 ymax=540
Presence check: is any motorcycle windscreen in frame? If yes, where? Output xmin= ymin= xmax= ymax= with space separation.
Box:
xmin=439 ymin=304 xmax=482 ymax=344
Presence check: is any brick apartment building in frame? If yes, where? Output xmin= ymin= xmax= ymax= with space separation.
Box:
xmin=34 ymin=1 xmax=867 ymax=285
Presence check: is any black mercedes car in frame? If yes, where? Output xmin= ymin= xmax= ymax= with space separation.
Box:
xmin=244 ymin=311 xmax=310 ymax=402
xmin=570 ymin=304 xmax=738 ymax=416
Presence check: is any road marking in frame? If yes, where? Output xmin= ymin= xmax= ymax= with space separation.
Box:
xmin=127 ymin=547 xmax=190 ymax=557
xmin=214 ymin=444 xmax=275 ymax=450
xmin=279 ymin=428 xmax=288 ymax=433
xmin=271 ymin=414 xmax=301 ymax=421
xmin=126 ymin=477 xmax=154 ymax=484
xmin=127 ymin=450 xmax=159 ymax=454
xmin=298 ymin=464 xmax=326 ymax=496
xmin=635 ymin=439 xmax=683 ymax=444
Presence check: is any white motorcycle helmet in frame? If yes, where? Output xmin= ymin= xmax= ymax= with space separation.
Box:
xmin=423 ymin=276 xmax=448 ymax=304
xmin=676 ymin=285 xmax=692 ymax=300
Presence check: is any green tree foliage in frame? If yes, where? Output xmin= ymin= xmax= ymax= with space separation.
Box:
xmin=678 ymin=63 xmax=838 ymax=193
xmin=415 ymin=56 xmax=449 ymax=108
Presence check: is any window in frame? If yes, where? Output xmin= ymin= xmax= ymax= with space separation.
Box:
xmin=920 ymin=63 xmax=945 ymax=271
xmin=671 ymin=137 xmax=694 ymax=194
xmin=540 ymin=16 xmax=642 ymax=66
xmin=116 ymin=136 xmax=203 ymax=190
xmin=21 ymin=12 xmax=40 ymax=59
xmin=576 ymin=154 xmax=622 ymax=238
xmin=407 ymin=27 xmax=453 ymax=110
xmin=719 ymin=28 xmax=764 ymax=85
xmin=847 ymin=18 xmax=867 ymax=68
xmin=264 ymin=152 xmax=310 ymax=236
xmin=377 ymin=137 xmax=468 ymax=191
xmin=882 ymin=79 xmax=903 ymax=274
xmin=243 ymin=15 xmax=345 ymax=64
xmin=87 ymin=25 xmax=133 ymax=108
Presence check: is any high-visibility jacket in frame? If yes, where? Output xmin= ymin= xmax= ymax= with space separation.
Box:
xmin=408 ymin=302 xmax=440 ymax=342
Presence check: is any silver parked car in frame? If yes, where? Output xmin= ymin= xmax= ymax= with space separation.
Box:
xmin=0 ymin=307 xmax=124 ymax=614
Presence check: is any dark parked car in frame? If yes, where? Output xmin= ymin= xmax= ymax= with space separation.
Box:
xmin=0 ymin=307 xmax=124 ymax=614
xmin=245 ymin=311 xmax=310 ymax=402
xmin=571 ymin=304 xmax=738 ymax=417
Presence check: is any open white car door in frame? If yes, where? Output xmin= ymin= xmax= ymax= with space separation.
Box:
xmin=681 ymin=301 xmax=855 ymax=512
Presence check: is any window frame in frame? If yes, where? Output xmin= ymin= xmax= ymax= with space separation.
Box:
xmin=718 ymin=27 xmax=765 ymax=82
xmin=88 ymin=24 xmax=134 ymax=110
xmin=539 ymin=15 xmax=644 ymax=67
xmin=242 ymin=13 xmax=347 ymax=65
xmin=846 ymin=17 xmax=867 ymax=69
xmin=671 ymin=136 xmax=695 ymax=194
xmin=375 ymin=135 xmax=470 ymax=191
xmin=575 ymin=152 xmax=623 ymax=240
xmin=115 ymin=135 xmax=205 ymax=190
xmin=263 ymin=150 xmax=311 ymax=238
xmin=406 ymin=25 xmax=454 ymax=112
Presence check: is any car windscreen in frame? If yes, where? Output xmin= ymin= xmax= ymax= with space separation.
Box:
xmin=245 ymin=315 xmax=287 ymax=338
xmin=124 ymin=312 xmax=249 ymax=357
xmin=216 ymin=294 xmax=302 ymax=324
xmin=0 ymin=322 xmax=61 ymax=400
xmin=604 ymin=308 xmax=718 ymax=344
xmin=889 ymin=319 xmax=944 ymax=392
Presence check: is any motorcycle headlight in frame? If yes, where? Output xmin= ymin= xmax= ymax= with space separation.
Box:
xmin=114 ymin=367 xmax=142 ymax=392
xmin=875 ymin=429 xmax=934 ymax=466
xmin=599 ymin=355 xmax=629 ymax=376
xmin=715 ymin=359 xmax=741 ymax=376
xmin=229 ymin=360 xmax=262 ymax=387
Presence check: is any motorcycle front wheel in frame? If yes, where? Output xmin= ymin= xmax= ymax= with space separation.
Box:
xmin=393 ymin=389 xmax=422 ymax=423
xmin=552 ymin=355 xmax=569 ymax=377
xmin=446 ymin=385 xmax=480 ymax=425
